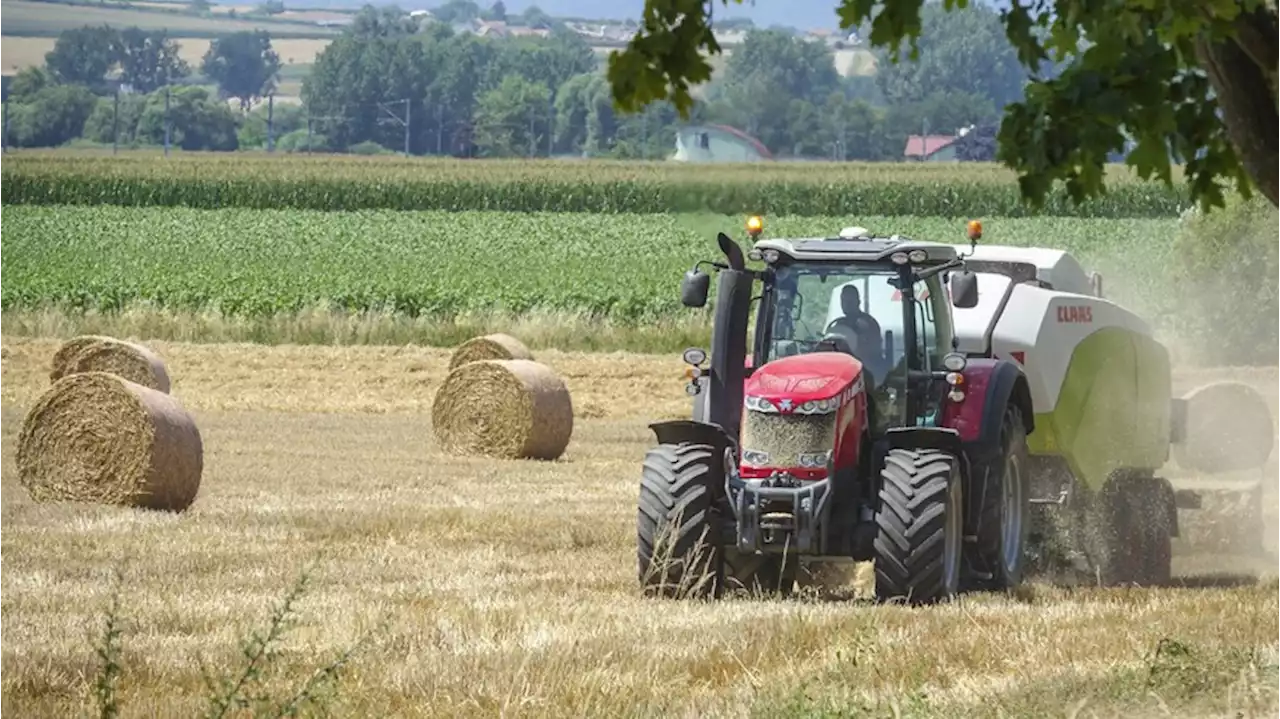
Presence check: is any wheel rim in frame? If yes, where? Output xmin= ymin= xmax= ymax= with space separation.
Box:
xmin=1001 ymin=452 xmax=1025 ymax=574
xmin=944 ymin=470 xmax=962 ymax=593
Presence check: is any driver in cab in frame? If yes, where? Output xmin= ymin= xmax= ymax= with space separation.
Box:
xmin=827 ymin=285 xmax=884 ymax=369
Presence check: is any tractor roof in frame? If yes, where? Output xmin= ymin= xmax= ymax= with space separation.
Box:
xmin=753 ymin=231 xmax=959 ymax=264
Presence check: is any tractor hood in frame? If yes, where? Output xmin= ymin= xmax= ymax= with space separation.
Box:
xmin=744 ymin=352 xmax=863 ymax=408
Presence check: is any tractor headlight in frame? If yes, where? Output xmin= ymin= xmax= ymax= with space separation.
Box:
xmin=744 ymin=395 xmax=778 ymax=412
xmin=942 ymin=352 xmax=967 ymax=371
xmin=908 ymin=249 xmax=928 ymax=263
xmin=762 ymin=249 xmax=780 ymax=263
xmin=796 ymin=450 xmax=833 ymax=468
xmin=796 ymin=397 xmax=839 ymax=414
xmin=741 ymin=449 xmax=771 ymax=467
xmin=948 ymin=389 xmax=966 ymax=402
xmin=890 ymin=251 xmax=909 ymax=265
xmin=682 ymin=347 xmax=707 ymax=366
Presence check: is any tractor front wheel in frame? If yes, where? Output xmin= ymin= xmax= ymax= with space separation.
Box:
xmin=874 ymin=448 xmax=964 ymax=604
xmin=637 ymin=442 xmax=726 ymax=599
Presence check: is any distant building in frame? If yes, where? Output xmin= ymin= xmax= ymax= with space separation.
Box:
xmin=904 ymin=134 xmax=959 ymax=162
xmin=672 ymin=124 xmax=772 ymax=163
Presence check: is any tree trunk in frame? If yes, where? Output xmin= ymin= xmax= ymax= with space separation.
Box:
xmin=1194 ymin=5 xmax=1279 ymax=208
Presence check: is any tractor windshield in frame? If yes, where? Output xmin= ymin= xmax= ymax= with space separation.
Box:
xmin=762 ymin=261 xmax=954 ymax=395
xmin=763 ymin=264 xmax=902 ymax=382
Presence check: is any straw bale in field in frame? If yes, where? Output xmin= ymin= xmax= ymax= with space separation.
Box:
xmin=50 ymin=335 xmax=172 ymax=394
xmin=448 ymin=333 xmax=533 ymax=371
xmin=432 ymin=359 xmax=573 ymax=460
xmin=16 ymin=372 xmax=204 ymax=512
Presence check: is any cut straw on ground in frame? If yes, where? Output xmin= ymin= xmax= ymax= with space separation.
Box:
xmin=432 ymin=359 xmax=573 ymax=460
xmin=16 ymin=371 xmax=203 ymax=511
xmin=49 ymin=335 xmax=172 ymax=394
xmin=447 ymin=333 xmax=533 ymax=371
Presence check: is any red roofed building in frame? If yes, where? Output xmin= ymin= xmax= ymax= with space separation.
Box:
xmin=904 ymin=134 xmax=959 ymax=161
xmin=672 ymin=124 xmax=773 ymax=163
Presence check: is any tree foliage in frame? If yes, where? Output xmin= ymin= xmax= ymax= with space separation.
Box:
xmin=44 ymin=26 xmax=118 ymax=89
xmin=202 ymin=30 xmax=282 ymax=110
xmin=608 ymin=0 xmax=1279 ymax=211
xmin=112 ymin=28 xmax=190 ymax=92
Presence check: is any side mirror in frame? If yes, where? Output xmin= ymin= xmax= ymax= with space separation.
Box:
xmin=951 ymin=271 xmax=979 ymax=309
xmin=681 ymin=268 xmax=711 ymax=308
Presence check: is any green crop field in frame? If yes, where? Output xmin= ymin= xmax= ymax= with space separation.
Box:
xmin=2 ymin=205 xmax=1179 ymax=322
xmin=1 ymin=154 xmax=1191 ymax=217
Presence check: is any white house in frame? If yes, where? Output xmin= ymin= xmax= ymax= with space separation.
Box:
xmin=671 ymin=124 xmax=772 ymax=163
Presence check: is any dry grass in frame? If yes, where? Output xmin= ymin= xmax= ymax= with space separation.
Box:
xmin=2 ymin=337 xmax=1277 ymax=717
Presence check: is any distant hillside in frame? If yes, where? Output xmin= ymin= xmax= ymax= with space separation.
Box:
xmin=248 ymin=0 xmax=1011 ymax=33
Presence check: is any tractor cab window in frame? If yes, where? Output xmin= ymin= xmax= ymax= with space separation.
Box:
xmin=764 ymin=261 xmax=954 ymax=432
xmin=766 ymin=265 xmax=903 ymax=383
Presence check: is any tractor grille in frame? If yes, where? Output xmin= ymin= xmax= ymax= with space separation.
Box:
xmin=740 ymin=409 xmax=838 ymax=469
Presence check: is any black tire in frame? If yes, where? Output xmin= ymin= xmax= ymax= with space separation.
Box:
xmin=963 ymin=405 xmax=1032 ymax=591
xmin=873 ymin=448 xmax=964 ymax=604
xmin=1099 ymin=471 xmax=1173 ymax=586
xmin=637 ymin=443 xmax=725 ymax=598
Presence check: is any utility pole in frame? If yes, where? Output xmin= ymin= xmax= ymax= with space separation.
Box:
xmin=436 ymin=103 xmax=444 ymax=155
xmin=377 ymin=98 xmax=411 ymax=157
xmin=112 ymin=89 xmax=120 ymax=156
xmin=527 ymin=105 xmax=535 ymax=158
xmin=267 ymin=94 xmax=275 ymax=153
xmin=163 ymin=86 xmax=171 ymax=157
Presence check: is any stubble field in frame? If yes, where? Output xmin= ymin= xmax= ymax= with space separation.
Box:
xmin=3 ymin=153 xmax=1277 ymax=716
xmin=2 ymin=338 xmax=1277 ymax=718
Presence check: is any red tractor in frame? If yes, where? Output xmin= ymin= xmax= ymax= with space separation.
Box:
xmin=637 ymin=220 xmax=1035 ymax=604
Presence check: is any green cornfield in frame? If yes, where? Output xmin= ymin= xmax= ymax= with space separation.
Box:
xmin=1 ymin=155 xmax=1191 ymax=218
xmin=2 ymin=205 xmax=1179 ymax=322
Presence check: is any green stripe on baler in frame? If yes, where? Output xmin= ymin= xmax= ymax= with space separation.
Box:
xmin=1025 ymin=327 xmax=1171 ymax=490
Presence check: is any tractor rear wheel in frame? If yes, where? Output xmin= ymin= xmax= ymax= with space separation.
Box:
xmin=874 ymin=448 xmax=964 ymax=604
xmin=1099 ymin=471 xmax=1173 ymax=587
xmin=637 ymin=442 xmax=725 ymax=598
xmin=964 ymin=405 xmax=1031 ymax=592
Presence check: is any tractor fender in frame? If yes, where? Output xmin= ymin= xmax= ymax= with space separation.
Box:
xmin=944 ymin=358 xmax=1034 ymax=450
xmin=882 ymin=426 xmax=963 ymax=456
xmin=649 ymin=419 xmax=737 ymax=489
xmin=650 ymin=420 xmax=735 ymax=455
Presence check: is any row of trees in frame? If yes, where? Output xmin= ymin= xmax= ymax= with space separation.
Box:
xmin=4 ymin=2 xmax=1033 ymax=159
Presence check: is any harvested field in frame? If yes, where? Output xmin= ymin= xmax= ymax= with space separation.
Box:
xmin=0 ymin=35 xmax=329 ymax=74
xmin=1 ymin=337 xmax=1276 ymax=717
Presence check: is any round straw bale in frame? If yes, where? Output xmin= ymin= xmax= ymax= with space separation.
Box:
xmin=448 ymin=333 xmax=533 ymax=371
xmin=432 ymin=359 xmax=573 ymax=460
xmin=16 ymin=372 xmax=203 ymax=512
xmin=50 ymin=335 xmax=171 ymax=394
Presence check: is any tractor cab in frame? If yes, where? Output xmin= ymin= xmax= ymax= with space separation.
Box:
xmin=746 ymin=228 xmax=973 ymax=436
